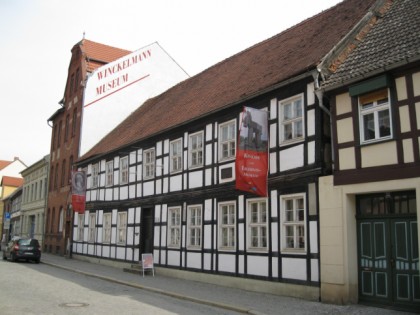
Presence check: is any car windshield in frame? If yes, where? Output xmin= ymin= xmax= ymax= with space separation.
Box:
xmin=18 ymin=239 xmax=38 ymax=246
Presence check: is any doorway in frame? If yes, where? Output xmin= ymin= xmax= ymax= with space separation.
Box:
xmin=140 ymin=207 xmax=154 ymax=255
xmin=357 ymin=191 xmax=419 ymax=311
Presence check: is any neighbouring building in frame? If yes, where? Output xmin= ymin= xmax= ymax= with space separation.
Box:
xmin=1 ymin=176 xmax=24 ymax=241
xmin=46 ymin=39 xmax=131 ymax=255
xmin=316 ymin=0 xmax=420 ymax=311
xmin=0 ymin=157 xmax=26 ymax=236
xmin=20 ymin=155 xmax=50 ymax=247
xmin=72 ymin=0 xmax=385 ymax=303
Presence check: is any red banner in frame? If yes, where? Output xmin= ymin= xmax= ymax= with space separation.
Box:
xmin=236 ymin=107 xmax=269 ymax=196
xmin=71 ymin=171 xmax=86 ymax=214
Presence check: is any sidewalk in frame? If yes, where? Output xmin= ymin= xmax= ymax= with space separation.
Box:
xmin=41 ymin=253 xmax=411 ymax=315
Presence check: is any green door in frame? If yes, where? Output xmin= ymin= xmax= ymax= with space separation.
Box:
xmin=357 ymin=192 xmax=419 ymax=311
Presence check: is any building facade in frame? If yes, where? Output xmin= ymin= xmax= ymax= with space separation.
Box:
xmin=72 ymin=0 xmax=380 ymax=301
xmin=317 ymin=0 xmax=420 ymax=311
xmin=20 ymin=155 xmax=50 ymax=246
xmin=1 ymin=178 xmax=23 ymax=241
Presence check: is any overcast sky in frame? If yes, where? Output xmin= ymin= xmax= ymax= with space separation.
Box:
xmin=0 ymin=0 xmax=341 ymax=166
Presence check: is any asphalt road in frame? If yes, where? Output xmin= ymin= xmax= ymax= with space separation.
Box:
xmin=0 ymin=258 xmax=239 ymax=315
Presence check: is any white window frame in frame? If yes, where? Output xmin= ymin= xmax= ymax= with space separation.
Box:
xmin=88 ymin=213 xmax=96 ymax=243
xmin=78 ymin=214 xmax=84 ymax=242
xmin=189 ymin=131 xmax=203 ymax=169
xmin=117 ymin=211 xmax=127 ymax=244
xmin=105 ymin=161 xmax=113 ymax=187
xmin=279 ymin=94 xmax=304 ymax=145
xmin=280 ymin=193 xmax=306 ymax=253
xmin=187 ymin=205 xmax=202 ymax=249
xmin=143 ymin=148 xmax=155 ymax=180
xmin=102 ymin=212 xmax=112 ymax=243
xmin=218 ymin=202 xmax=236 ymax=251
xmin=358 ymin=88 xmax=392 ymax=144
xmin=170 ymin=138 xmax=182 ymax=174
xmin=247 ymin=198 xmax=268 ymax=251
xmin=218 ymin=119 xmax=236 ymax=161
xmin=120 ymin=156 xmax=129 ymax=185
xmin=168 ymin=207 xmax=181 ymax=248
xmin=91 ymin=163 xmax=99 ymax=188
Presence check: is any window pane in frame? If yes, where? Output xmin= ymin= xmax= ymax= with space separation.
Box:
xmin=284 ymin=123 xmax=292 ymax=140
xmin=283 ymin=103 xmax=292 ymax=120
xmin=295 ymin=120 xmax=303 ymax=138
xmin=363 ymin=113 xmax=375 ymax=140
xmin=378 ymin=109 xmax=390 ymax=137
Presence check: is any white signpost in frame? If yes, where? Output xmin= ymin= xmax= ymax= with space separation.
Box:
xmin=80 ymin=42 xmax=189 ymax=156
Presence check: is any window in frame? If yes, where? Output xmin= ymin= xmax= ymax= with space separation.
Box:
xmin=189 ymin=132 xmax=203 ymax=168
xmin=219 ymin=120 xmax=236 ymax=161
xmin=91 ymin=163 xmax=99 ymax=188
xmin=248 ymin=199 xmax=268 ymax=250
xmin=57 ymin=121 xmax=62 ymax=148
xmin=281 ymin=194 xmax=305 ymax=252
xmin=88 ymin=213 xmax=96 ymax=243
xmin=143 ymin=148 xmax=155 ymax=179
xmin=170 ymin=139 xmax=182 ymax=173
xmin=219 ymin=202 xmax=236 ymax=250
xmin=68 ymin=155 xmax=73 ymax=184
xmin=72 ymin=109 xmax=77 ymax=137
xmin=187 ymin=205 xmax=202 ymax=248
xmin=168 ymin=207 xmax=181 ymax=247
xmin=106 ymin=161 xmax=113 ymax=186
xmin=58 ymin=208 xmax=64 ymax=233
xmin=74 ymin=68 xmax=80 ymax=94
xmin=64 ymin=114 xmax=69 ymax=142
xmin=359 ymin=89 xmax=392 ymax=143
xmin=117 ymin=211 xmax=127 ymax=244
xmin=103 ymin=213 xmax=112 ymax=243
xmin=78 ymin=214 xmax=84 ymax=242
xmin=61 ymin=160 xmax=66 ymax=187
xmin=120 ymin=156 xmax=129 ymax=185
xmin=54 ymin=164 xmax=59 ymax=190
xmin=279 ymin=95 xmax=304 ymax=143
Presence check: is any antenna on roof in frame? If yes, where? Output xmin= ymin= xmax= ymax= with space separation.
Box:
xmin=83 ymin=31 xmax=86 ymax=40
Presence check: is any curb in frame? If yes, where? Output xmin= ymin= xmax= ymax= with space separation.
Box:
xmin=42 ymin=261 xmax=259 ymax=314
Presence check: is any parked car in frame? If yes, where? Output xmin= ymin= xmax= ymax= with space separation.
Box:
xmin=2 ymin=238 xmax=41 ymax=263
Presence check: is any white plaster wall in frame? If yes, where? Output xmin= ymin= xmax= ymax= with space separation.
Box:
xmin=204 ymin=253 xmax=212 ymax=270
xmin=218 ymin=254 xmax=236 ymax=273
xmin=247 ymin=256 xmax=269 ymax=277
xmin=187 ymin=252 xmax=202 ymax=269
xmin=280 ymin=144 xmax=304 ymax=171
xmin=307 ymin=109 xmax=315 ymax=137
xmin=310 ymin=221 xmax=318 ymax=254
xmin=116 ymin=247 xmax=125 ymax=260
xmin=189 ymin=170 xmax=203 ymax=189
xmin=167 ymin=251 xmax=180 ymax=266
xmin=282 ymin=257 xmax=307 ymax=281
xmin=143 ymin=181 xmax=154 ymax=196
xmin=307 ymin=141 xmax=315 ymax=165
xmin=169 ymin=174 xmax=182 ymax=192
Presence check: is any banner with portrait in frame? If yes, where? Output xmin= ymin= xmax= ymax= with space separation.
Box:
xmin=71 ymin=170 xmax=86 ymax=214
xmin=235 ymin=107 xmax=269 ymax=197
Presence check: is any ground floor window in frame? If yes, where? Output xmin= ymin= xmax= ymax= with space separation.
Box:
xmin=281 ymin=193 xmax=306 ymax=252
xmin=78 ymin=214 xmax=84 ymax=242
xmin=168 ymin=207 xmax=181 ymax=248
xmin=102 ymin=212 xmax=112 ymax=243
xmin=187 ymin=205 xmax=202 ymax=248
xmin=219 ymin=202 xmax=236 ymax=250
xmin=117 ymin=211 xmax=127 ymax=244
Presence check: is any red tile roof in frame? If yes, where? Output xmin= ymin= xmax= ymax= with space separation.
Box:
xmin=79 ymin=0 xmax=377 ymax=162
xmin=1 ymin=176 xmax=23 ymax=188
xmin=79 ymin=39 xmax=132 ymax=73
xmin=0 ymin=160 xmax=12 ymax=171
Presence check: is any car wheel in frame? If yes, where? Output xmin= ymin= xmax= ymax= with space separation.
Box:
xmin=34 ymin=259 xmax=40 ymax=264
xmin=11 ymin=253 xmax=17 ymax=262
xmin=2 ymin=253 xmax=6 ymax=260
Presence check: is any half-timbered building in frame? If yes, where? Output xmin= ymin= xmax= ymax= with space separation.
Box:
xmin=73 ymin=0 xmax=379 ymax=301
xmin=317 ymin=0 xmax=420 ymax=311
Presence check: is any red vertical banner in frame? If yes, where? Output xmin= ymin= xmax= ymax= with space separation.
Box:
xmin=71 ymin=171 xmax=86 ymax=214
xmin=236 ymin=107 xmax=269 ymax=196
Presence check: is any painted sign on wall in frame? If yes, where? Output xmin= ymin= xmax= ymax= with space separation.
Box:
xmin=80 ymin=42 xmax=189 ymax=156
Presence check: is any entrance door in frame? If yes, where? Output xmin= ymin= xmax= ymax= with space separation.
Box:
xmin=140 ymin=207 xmax=154 ymax=255
xmin=357 ymin=192 xmax=420 ymax=311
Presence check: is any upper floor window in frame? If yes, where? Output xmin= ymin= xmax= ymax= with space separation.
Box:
xmin=72 ymin=109 xmax=77 ymax=137
xmin=117 ymin=211 xmax=127 ymax=244
xmin=91 ymin=163 xmax=99 ymax=188
xmin=168 ymin=207 xmax=181 ymax=248
xmin=189 ymin=132 xmax=203 ymax=168
xmin=170 ymin=139 xmax=182 ymax=173
xmin=359 ymin=89 xmax=392 ymax=144
xmin=218 ymin=202 xmax=236 ymax=251
xmin=105 ymin=161 xmax=113 ymax=186
xmin=247 ymin=199 xmax=268 ymax=251
xmin=279 ymin=94 xmax=304 ymax=144
xmin=219 ymin=120 xmax=236 ymax=161
xmin=61 ymin=160 xmax=66 ymax=187
xmin=143 ymin=148 xmax=155 ymax=180
xmin=120 ymin=156 xmax=129 ymax=185
xmin=64 ymin=115 xmax=70 ymax=142
xmin=57 ymin=121 xmax=62 ymax=148
xmin=281 ymin=193 xmax=306 ymax=252
xmin=187 ymin=205 xmax=202 ymax=248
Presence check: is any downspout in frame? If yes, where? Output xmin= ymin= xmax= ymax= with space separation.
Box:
xmin=313 ymin=70 xmax=334 ymax=171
